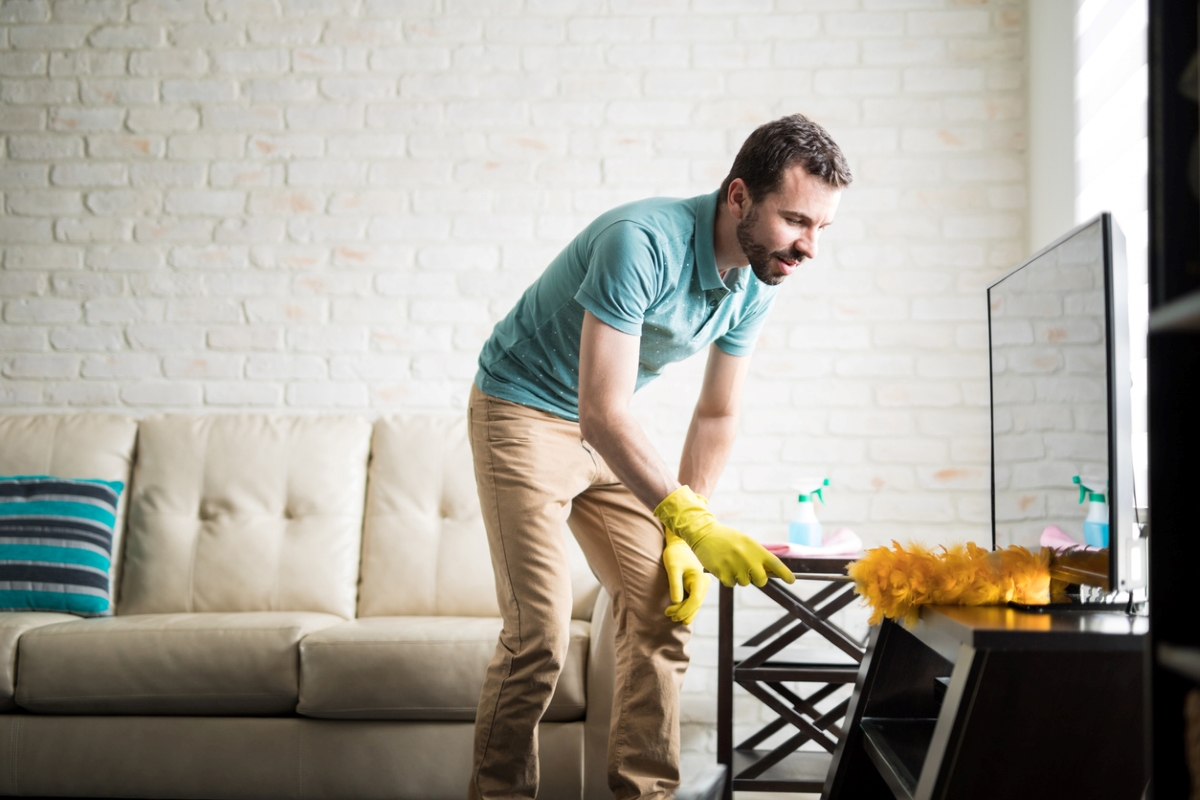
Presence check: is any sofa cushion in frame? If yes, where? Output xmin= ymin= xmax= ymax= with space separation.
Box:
xmin=0 ymin=415 xmax=137 ymax=605
xmin=15 ymin=611 xmax=342 ymax=715
xmin=297 ymin=616 xmax=590 ymax=722
xmin=0 ymin=612 xmax=76 ymax=712
xmin=0 ymin=476 xmax=124 ymax=616
xmin=358 ymin=415 xmax=600 ymax=619
xmin=118 ymin=415 xmax=371 ymax=618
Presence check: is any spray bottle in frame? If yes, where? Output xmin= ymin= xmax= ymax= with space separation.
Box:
xmin=1073 ymin=475 xmax=1109 ymax=548
xmin=788 ymin=478 xmax=830 ymax=547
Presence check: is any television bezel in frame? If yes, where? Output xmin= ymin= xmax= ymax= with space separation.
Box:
xmin=986 ymin=212 xmax=1143 ymax=592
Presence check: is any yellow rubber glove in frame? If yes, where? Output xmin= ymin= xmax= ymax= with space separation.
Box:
xmin=662 ymin=525 xmax=711 ymax=624
xmin=654 ymin=485 xmax=795 ymax=588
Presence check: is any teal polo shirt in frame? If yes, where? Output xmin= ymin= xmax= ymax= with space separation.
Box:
xmin=474 ymin=190 xmax=778 ymax=422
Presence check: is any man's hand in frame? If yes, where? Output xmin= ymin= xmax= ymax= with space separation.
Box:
xmin=662 ymin=527 xmax=711 ymax=624
xmin=654 ymin=485 xmax=794 ymax=588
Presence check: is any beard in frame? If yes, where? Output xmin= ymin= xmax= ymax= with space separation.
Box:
xmin=736 ymin=204 xmax=805 ymax=286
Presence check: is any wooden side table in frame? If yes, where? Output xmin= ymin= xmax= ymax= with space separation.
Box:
xmin=716 ymin=554 xmax=864 ymax=799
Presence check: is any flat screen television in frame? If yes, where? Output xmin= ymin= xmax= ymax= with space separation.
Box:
xmin=987 ymin=213 xmax=1145 ymax=593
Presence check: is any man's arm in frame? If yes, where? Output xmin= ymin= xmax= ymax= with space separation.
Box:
xmin=578 ymin=310 xmax=793 ymax=589
xmin=577 ymin=310 xmax=679 ymax=511
xmin=578 ymin=311 xmax=717 ymax=621
xmin=678 ymin=344 xmax=750 ymax=499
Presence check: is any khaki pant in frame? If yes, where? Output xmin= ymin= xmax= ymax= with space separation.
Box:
xmin=467 ymin=386 xmax=691 ymax=800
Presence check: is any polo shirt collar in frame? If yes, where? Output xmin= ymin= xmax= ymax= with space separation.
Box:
xmin=694 ymin=190 xmax=724 ymax=292
xmin=726 ymin=260 xmax=750 ymax=292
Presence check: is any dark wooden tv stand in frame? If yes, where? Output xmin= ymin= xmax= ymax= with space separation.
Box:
xmin=822 ymin=605 xmax=1148 ymax=800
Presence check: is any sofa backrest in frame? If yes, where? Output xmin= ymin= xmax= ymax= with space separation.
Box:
xmin=0 ymin=414 xmax=138 ymax=601
xmin=358 ymin=414 xmax=600 ymax=619
xmin=117 ymin=414 xmax=371 ymax=619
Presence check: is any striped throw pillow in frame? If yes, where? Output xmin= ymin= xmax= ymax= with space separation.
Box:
xmin=0 ymin=476 xmax=124 ymax=617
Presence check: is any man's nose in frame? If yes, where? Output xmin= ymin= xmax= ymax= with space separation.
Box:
xmin=797 ymin=230 xmax=818 ymax=260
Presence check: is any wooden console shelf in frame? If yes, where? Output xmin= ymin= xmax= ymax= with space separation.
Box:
xmin=823 ymin=606 xmax=1147 ymax=800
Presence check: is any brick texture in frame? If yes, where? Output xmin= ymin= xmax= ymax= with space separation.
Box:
xmin=0 ymin=0 xmax=1026 ymax=776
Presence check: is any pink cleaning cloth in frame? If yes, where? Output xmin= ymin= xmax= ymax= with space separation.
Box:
xmin=1040 ymin=524 xmax=1100 ymax=552
xmin=764 ymin=527 xmax=863 ymax=558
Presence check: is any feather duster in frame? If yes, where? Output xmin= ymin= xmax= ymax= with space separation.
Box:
xmin=847 ymin=541 xmax=1051 ymax=628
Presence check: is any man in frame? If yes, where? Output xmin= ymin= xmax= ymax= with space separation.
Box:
xmin=468 ymin=114 xmax=850 ymax=800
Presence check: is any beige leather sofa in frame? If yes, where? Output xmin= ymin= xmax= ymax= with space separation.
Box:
xmin=0 ymin=413 xmax=616 ymax=800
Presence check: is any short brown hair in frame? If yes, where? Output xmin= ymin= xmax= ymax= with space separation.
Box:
xmin=719 ymin=114 xmax=852 ymax=203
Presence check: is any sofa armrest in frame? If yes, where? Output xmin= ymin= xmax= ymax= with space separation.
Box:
xmin=584 ymin=587 xmax=614 ymax=800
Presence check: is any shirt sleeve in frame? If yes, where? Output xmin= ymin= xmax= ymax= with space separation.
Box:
xmin=574 ymin=221 xmax=661 ymax=336
xmin=716 ymin=291 xmax=777 ymax=357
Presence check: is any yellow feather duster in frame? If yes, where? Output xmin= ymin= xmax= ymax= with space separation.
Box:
xmin=847 ymin=541 xmax=1051 ymax=627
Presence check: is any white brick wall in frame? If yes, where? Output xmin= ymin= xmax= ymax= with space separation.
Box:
xmin=0 ymin=0 xmax=1026 ymax=781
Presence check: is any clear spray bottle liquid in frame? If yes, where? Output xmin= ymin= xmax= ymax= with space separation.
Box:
xmin=1083 ymin=492 xmax=1109 ymax=547
xmin=788 ymin=479 xmax=829 ymax=547
xmin=1073 ymin=475 xmax=1109 ymax=548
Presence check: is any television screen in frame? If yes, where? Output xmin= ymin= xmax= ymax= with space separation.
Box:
xmin=988 ymin=214 xmax=1144 ymax=592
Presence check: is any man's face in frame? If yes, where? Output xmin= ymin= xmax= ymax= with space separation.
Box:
xmin=733 ymin=165 xmax=842 ymax=286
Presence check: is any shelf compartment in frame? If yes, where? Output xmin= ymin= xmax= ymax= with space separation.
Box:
xmin=860 ymin=717 xmax=938 ymax=800
xmin=730 ymin=748 xmax=831 ymax=793
xmin=1158 ymin=642 xmax=1200 ymax=682
xmin=1149 ymin=286 xmax=1200 ymax=331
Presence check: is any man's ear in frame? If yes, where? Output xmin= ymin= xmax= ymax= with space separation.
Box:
xmin=726 ymin=178 xmax=752 ymax=221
